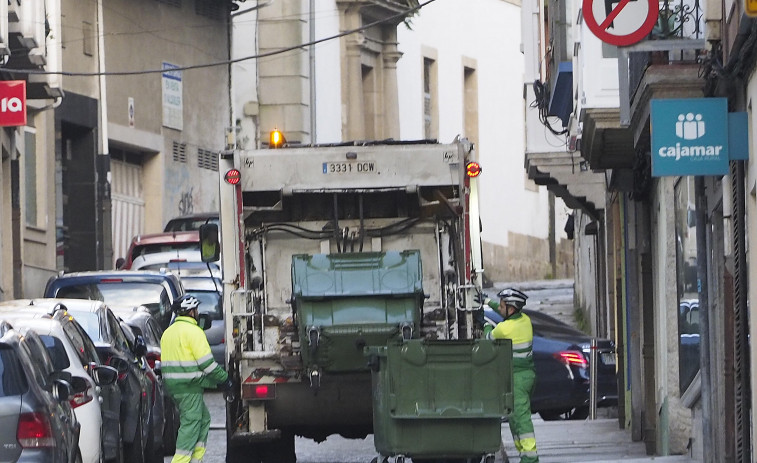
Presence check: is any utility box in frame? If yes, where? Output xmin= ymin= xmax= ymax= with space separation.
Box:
xmin=292 ymin=251 xmax=424 ymax=373
xmin=367 ymin=339 xmax=514 ymax=460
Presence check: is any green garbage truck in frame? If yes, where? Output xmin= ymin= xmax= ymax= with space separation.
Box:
xmin=206 ymin=137 xmax=513 ymax=463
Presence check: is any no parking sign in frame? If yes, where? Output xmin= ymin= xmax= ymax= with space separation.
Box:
xmin=583 ymin=0 xmax=659 ymax=46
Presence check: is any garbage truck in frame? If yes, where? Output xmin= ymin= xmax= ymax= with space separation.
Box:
xmin=203 ymin=136 xmax=513 ymax=463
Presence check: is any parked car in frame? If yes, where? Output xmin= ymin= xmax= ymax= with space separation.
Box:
xmin=111 ymin=307 xmax=178 ymax=457
xmin=0 ymin=320 xmax=80 ymax=463
xmin=180 ymin=275 xmax=225 ymax=366
xmin=55 ymin=299 xmax=154 ymax=463
xmin=118 ymin=231 xmax=201 ymax=270
xmin=44 ymin=270 xmax=185 ymax=331
xmin=0 ymin=302 xmax=121 ymax=463
xmin=163 ymin=212 xmax=219 ymax=232
xmin=484 ymin=307 xmax=618 ymax=420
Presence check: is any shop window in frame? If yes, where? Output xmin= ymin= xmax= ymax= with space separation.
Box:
xmin=674 ymin=176 xmax=699 ymax=393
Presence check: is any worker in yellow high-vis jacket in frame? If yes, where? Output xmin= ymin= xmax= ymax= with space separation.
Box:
xmin=479 ymin=288 xmax=539 ymax=463
xmin=161 ymin=295 xmax=232 ymax=463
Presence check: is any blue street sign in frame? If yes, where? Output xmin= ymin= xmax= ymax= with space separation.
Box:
xmin=651 ymin=98 xmax=729 ymax=176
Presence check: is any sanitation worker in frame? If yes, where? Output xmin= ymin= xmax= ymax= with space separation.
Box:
xmin=479 ymin=288 xmax=539 ymax=463
xmin=161 ymin=294 xmax=232 ymax=463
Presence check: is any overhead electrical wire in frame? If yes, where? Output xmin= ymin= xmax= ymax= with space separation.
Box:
xmin=6 ymin=0 xmax=436 ymax=77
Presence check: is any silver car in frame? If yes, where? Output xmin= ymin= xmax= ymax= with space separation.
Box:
xmin=0 ymin=321 xmax=80 ymax=463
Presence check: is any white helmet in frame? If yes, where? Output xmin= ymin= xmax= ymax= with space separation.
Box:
xmin=173 ymin=295 xmax=200 ymax=315
xmin=497 ymin=288 xmax=528 ymax=311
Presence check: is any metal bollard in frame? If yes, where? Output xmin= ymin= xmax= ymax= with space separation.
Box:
xmin=589 ymin=338 xmax=597 ymax=420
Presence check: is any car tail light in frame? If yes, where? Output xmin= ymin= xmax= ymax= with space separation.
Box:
xmin=17 ymin=412 xmax=54 ymax=448
xmin=554 ymin=350 xmax=588 ymax=367
xmin=70 ymin=383 xmax=95 ymax=409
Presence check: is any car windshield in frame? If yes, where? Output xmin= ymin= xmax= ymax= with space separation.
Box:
xmin=187 ymin=290 xmax=223 ymax=320
xmin=38 ymin=335 xmax=71 ymax=370
xmin=0 ymin=346 xmax=28 ymax=396
xmin=57 ymin=281 xmax=165 ymax=308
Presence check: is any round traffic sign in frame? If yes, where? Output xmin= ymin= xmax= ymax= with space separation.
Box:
xmin=583 ymin=0 xmax=659 ymax=46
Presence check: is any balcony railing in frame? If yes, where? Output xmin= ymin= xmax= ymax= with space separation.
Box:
xmin=652 ymin=0 xmax=704 ymax=40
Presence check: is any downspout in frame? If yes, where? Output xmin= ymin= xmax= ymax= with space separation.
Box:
xmin=309 ymin=0 xmax=316 ymax=143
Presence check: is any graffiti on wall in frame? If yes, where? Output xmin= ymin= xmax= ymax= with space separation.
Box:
xmin=178 ymin=187 xmax=195 ymax=216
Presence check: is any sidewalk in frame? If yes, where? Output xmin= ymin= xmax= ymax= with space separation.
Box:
xmin=498 ymin=416 xmax=698 ymax=463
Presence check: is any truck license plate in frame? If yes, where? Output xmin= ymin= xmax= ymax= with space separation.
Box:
xmin=323 ymin=161 xmax=376 ymax=174
xmin=601 ymin=353 xmax=616 ymax=365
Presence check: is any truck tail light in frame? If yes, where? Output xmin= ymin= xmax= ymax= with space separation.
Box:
xmin=242 ymin=383 xmax=276 ymax=400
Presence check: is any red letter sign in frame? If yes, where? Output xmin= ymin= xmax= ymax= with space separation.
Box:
xmin=0 ymin=81 xmax=27 ymax=127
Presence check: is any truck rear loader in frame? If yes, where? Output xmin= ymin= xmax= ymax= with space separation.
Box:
xmin=205 ymin=138 xmax=513 ymax=463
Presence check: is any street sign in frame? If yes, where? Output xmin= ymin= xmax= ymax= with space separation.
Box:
xmin=0 ymin=81 xmax=26 ymax=127
xmin=583 ymin=0 xmax=659 ymax=46
xmin=747 ymin=0 xmax=757 ymax=17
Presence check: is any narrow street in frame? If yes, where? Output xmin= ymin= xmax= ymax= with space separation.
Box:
xmin=168 ymin=280 xmax=696 ymax=462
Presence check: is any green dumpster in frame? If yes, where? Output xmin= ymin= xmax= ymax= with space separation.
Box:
xmin=367 ymin=339 xmax=514 ymax=460
xmin=292 ymin=251 xmax=423 ymax=373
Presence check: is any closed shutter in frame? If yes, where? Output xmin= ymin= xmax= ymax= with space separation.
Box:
xmin=111 ymin=159 xmax=145 ymax=263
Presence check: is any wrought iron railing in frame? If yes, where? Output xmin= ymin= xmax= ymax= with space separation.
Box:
xmin=627 ymin=0 xmax=705 ymax=105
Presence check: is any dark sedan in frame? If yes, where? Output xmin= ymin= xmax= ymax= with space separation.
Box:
xmin=484 ymin=308 xmax=618 ymax=420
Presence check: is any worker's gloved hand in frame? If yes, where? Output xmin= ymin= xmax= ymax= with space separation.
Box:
xmin=221 ymin=378 xmax=235 ymax=403
xmin=474 ymin=292 xmax=491 ymax=306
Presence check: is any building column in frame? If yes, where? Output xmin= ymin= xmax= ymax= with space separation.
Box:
xmin=381 ymin=27 xmax=402 ymax=139
xmin=339 ymin=5 xmax=365 ymax=141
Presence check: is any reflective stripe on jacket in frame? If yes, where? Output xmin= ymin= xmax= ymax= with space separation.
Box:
xmin=160 ymin=315 xmax=228 ymax=394
xmin=491 ymin=311 xmax=535 ymax=372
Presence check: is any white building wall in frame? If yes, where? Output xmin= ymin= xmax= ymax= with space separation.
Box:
xmin=397 ymin=0 xmax=550 ymax=252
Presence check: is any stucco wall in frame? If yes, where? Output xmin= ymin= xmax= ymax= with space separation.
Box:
xmin=483 ymin=232 xmax=573 ymax=283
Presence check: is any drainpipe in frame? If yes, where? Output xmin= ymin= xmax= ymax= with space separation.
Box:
xmin=96 ymin=0 xmax=112 ymax=269
xmin=309 ymin=0 xmax=316 ymax=143
xmin=694 ymin=176 xmax=712 ymax=462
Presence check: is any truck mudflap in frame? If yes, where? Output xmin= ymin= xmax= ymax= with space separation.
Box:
xmin=366 ymin=339 xmax=513 ymax=461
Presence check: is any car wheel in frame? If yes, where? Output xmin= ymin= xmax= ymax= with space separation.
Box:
xmin=538 ymin=409 xmax=569 ymax=421
xmin=568 ymin=406 xmax=590 ymax=420
xmin=126 ymin=418 xmax=146 ymax=463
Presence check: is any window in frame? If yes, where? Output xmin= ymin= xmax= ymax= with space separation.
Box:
xmin=463 ymin=63 xmax=479 ymax=149
xmin=423 ymin=56 xmax=438 ymax=140
xmin=39 ymin=335 xmax=70 ymax=370
xmin=675 ymin=177 xmax=699 ymax=392
xmin=198 ymin=148 xmax=218 ymax=171
xmin=173 ymin=141 xmax=187 ymax=163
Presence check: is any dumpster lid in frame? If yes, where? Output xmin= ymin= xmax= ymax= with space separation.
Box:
xmin=292 ymin=251 xmax=423 ymax=298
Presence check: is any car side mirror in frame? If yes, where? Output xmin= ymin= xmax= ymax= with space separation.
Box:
xmin=70 ymin=375 xmax=89 ymax=394
xmin=92 ymin=365 xmax=118 ymax=386
xmin=134 ymin=335 xmax=148 ymax=358
xmin=51 ymin=379 xmax=72 ymax=402
xmin=108 ymin=357 xmax=129 ymax=379
xmin=199 ymin=224 xmax=220 ymax=263
xmin=197 ymin=313 xmax=212 ymax=331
